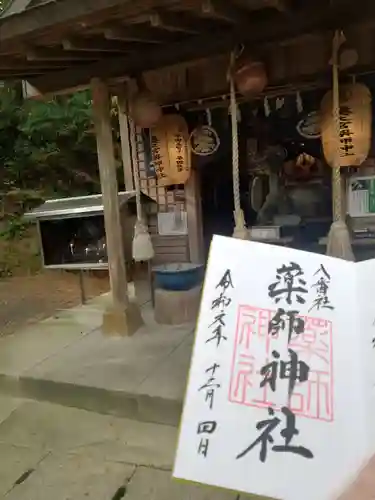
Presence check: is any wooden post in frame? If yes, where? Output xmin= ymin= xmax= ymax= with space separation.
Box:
xmin=117 ymin=89 xmax=135 ymax=192
xmin=185 ymin=169 xmax=204 ymax=264
xmin=91 ymin=77 xmax=143 ymax=336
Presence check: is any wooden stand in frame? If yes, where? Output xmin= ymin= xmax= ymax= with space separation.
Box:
xmin=154 ymin=285 xmax=202 ymax=325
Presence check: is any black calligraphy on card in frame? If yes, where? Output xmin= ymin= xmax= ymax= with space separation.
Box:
xmin=268 ymin=262 xmax=308 ymax=306
xmin=309 ymin=264 xmax=334 ymax=313
xmin=266 ymin=262 xmax=309 ymax=403
xmin=196 ymin=269 xmax=234 ymax=457
xmin=260 ymin=349 xmax=310 ymax=399
xmin=236 ymin=406 xmax=313 ymax=463
xmin=268 ymin=308 xmax=305 ymax=343
xmin=196 ymin=420 xmax=218 ymax=458
xmin=206 ymin=269 xmax=234 ymax=347
xmin=199 ymin=363 xmax=221 ymax=410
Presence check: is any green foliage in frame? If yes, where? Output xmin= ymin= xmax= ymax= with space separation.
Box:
xmin=0 ymin=85 xmax=101 ymax=198
xmin=0 ymin=215 xmax=30 ymax=240
xmin=0 ymin=83 xmax=111 ymax=258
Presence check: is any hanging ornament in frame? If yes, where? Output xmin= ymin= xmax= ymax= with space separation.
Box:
xmin=339 ymin=48 xmax=358 ymax=70
xmin=229 ymin=50 xmax=247 ymax=239
xmin=264 ymin=97 xmax=271 ymax=117
xmin=233 ymin=56 xmax=268 ymax=98
xmin=129 ymin=77 xmax=162 ymax=129
xmin=321 ymin=83 xmax=372 ymax=168
xmin=128 ymin=113 xmax=154 ymax=262
xmin=130 ymin=91 xmax=162 ymax=129
xmin=296 ymin=92 xmax=303 ymax=114
xmin=296 ymin=111 xmax=321 ymax=140
xmin=250 ymin=176 xmax=265 ymax=212
xmin=329 ymin=32 xmax=358 ymax=70
xmin=190 ymin=108 xmax=220 ymax=156
xmin=150 ymin=114 xmax=191 ymax=186
xmin=325 ymin=30 xmax=354 ymax=261
xmin=296 ymin=152 xmax=316 ymax=170
xmin=275 ymin=97 xmax=285 ymax=111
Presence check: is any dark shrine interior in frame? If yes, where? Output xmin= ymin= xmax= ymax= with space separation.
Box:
xmin=182 ymin=75 xmax=375 ymax=258
xmin=40 ymin=216 xmax=107 ymax=266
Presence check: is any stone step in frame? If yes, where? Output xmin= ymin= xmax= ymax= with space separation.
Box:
xmin=0 ymin=373 xmax=183 ymax=427
xmin=0 ymin=288 xmax=193 ymax=428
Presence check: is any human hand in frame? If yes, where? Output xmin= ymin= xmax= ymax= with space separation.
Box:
xmin=336 ymin=456 xmax=375 ymax=500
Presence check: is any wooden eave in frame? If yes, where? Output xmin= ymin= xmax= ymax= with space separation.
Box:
xmin=1 ymin=0 xmax=375 ymax=98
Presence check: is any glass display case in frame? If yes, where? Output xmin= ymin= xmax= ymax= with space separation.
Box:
xmin=25 ymin=191 xmax=156 ymax=270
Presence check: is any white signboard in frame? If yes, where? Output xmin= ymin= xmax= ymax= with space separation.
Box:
xmin=157 ymin=211 xmax=188 ymax=236
xmin=174 ymin=236 xmax=369 ymax=500
xmin=347 ymin=176 xmax=375 ymax=217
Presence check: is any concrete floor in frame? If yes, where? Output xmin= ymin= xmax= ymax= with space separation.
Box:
xmin=0 ymin=396 xmax=241 ymax=500
xmin=0 ymin=282 xmax=193 ymax=425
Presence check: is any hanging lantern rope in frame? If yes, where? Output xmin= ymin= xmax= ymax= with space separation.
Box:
xmin=229 ymin=50 xmax=248 ymax=239
xmin=332 ymin=47 xmax=342 ymax=224
xmin=326 ymin=30 xmax=354 ymax=261
xmin=129 ymin=111 xmax=155 ymax=262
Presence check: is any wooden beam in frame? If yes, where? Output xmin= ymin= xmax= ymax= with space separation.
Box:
xmin=0 ymin=58 xmax=74 ymax=70
xmin=200 ymin=0 xmax=247 ymax=24
xmin=62 ymin=36 xmax=132 ymax=53
xmin=28 ymin=0 xmax=375 ymax=95
xmin=104 ymin=25 xmax=167 ymax=44
xmin=149 ymin=11 xmax=200 ymax=34
xmin=27 ymin=47 xmax=107 ymax=62
xmin=0 ymin=70 xmax=44 ymax=78
xmin=116 ymin=90 xmax=135 ymax=191
xmin=0 ymin=0 xmax=164 ymax=43
xmin=91 ymin=77 xmax=143 ymax=336
xmin=265 ymin=0 xmax=290 ymax=12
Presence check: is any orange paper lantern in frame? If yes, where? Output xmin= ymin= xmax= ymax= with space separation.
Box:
xmin=150 ymin=115 xmax=191 ymax=186
xmin=321 ymin=83 xmax=372 ymax=168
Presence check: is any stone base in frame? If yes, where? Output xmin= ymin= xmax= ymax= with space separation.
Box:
xmin=154 ymin=285 xmax=202 ymax=326
xmin=102 ymin=301 xmax=144 ymax=337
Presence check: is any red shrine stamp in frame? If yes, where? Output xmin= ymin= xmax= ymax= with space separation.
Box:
xmin=228 ymin=305 xmax=334 ymax=422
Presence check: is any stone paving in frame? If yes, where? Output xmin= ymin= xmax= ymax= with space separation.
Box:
xmin=0 ymin=286 xmax=192 ymax=426
xmin=0 ymin=397 xmax=240 ymax=500
xmin=0 ymin=396 xmax=371 ymax=499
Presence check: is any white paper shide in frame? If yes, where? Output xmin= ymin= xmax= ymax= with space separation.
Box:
xmin=173 ymin=235 xmax=369 ymax=500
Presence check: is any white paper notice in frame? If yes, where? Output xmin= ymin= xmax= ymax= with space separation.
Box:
xmin=173 ymin=236 xmax=368 ymax=500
